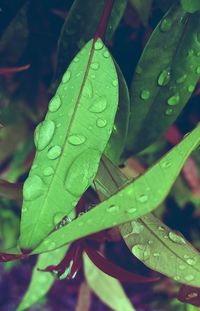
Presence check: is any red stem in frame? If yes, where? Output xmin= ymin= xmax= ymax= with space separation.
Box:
xmin=94 ymin=0 xmax=114 ymax=41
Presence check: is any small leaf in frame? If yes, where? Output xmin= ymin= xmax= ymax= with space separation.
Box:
xmin=83 ymin=252 xmax=136 ymax=311
xmin=17 ymin=245 xmax=68 ymax=311
xmin=125 ymin=3 xmax=200 ymax=155
xmin=129 ymin=0 xmax=152 ymax=26
xmin=180 ymin=0 xmax=200 ymax=13
xmin=51 ymin=0 xmax=127 ymax=91
xmin=19 ymin=38 xmax=119 ymax=250
xmin=32 ymin=124 xmax=200 ymax=254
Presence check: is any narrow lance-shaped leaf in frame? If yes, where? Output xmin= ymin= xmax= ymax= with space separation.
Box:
xmin=17 ymin=245 xmax=68 ymax=311
xmin=19 ymin=38 xmax=119 ymax=250
xmin=32 ymin=124 xmax=200 ymax=254
xmin=129 ymin=0 xmax=152 ymax=26
xmin=95 ymin=156 xmax=200 ymax=288
xmin=51 ymin=0 xmax=127 ymax=91
xmin=125 ymin=3 xmax=200 ymax=155
xmin=83 ymin=252 xmax=136 ymax=311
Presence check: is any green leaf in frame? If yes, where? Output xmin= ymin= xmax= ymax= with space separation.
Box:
xmin=19 ymin=38 xmax=119 ymax=250
xmin=83 ymin=253 xmax=136 ymax=311
xmin=0 ymin=2 xmax=29 ymax=65
xmin=129 ymin=0 xmax=152 ymax=26
xmin=180 ymin=0 xmax=200 ymax=13
xmin=51 ymin=0 xmax=127 ymax=92
xmin=125 ymin=3 xmax=200 ymax=155
xmin=32 ymin=124 xmax=200 ymax=254
xmin=17 ymin=245 xmax=68 ymax=311
xmin=105 ymin=62 xmax=130 ymax=165
xmin=121 ymin=213 xmax=200 ymax=287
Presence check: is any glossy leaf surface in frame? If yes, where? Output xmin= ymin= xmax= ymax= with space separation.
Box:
xmin=83 ymin=253 xmax=136 ymax=311
xmin=20 ymin=38 xmax=119 ymax=250
xmin=32 ymin=124 xmax=200 ymax=254
xmin=17 ymin=245 xmax=68 ymax=311
xmin=51 ymin=0 xmax=127 ymax=91
xmin=125 ymin=3 xmax=200 ymax=155
xmin=180 ymin=0 xmax=200 ymax=13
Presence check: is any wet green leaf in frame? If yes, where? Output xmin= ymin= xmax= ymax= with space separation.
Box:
xmin=32 ymin=124 xmax=200 ymax=254
xmin=125 ymin=3 xmax=200 ymax=155
xmin=17 ymin=245 xmax=68 ymax=311
xmin=51 ymin=0 xmax=127 ymax=92
xmin=129 ymin=0 xmax=152 ymax=26
xmin=180 ymin=0 xmax=200 ymax=13
xmin=19 ymin=38 xmax=119 ymax=250
xmin=83 ymin=253 xmax=136 ymax=311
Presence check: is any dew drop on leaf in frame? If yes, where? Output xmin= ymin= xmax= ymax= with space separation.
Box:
xmin=107 ymin=205 xmax=120 ymax=212
xmin=48 ymin=95 xmax=62 ymax=112
xmin=96 ymin=118 xmax=107 ymax=128
xmin=103 ymin=50 xmax=110 ymax=58
xmin=23 ymin=175 xmax=45 ymax=201
xmin=82 ymin=80 xmax=93 ymax=97
xmin=62 ymin=70 xmax=71 ymax=83
xmin=167 ymin=94 xmax=180 ymax=106
xmin=158 ymin=68 xmax=171 ymax=86
xmin=94 ymin=40 xmax=104 ymax=50
xmin=68 ymin=134 xmax=86 ymax=145
xmin=112 ymin=79 xmax=118 ymax=87
xmin=43 ymin=166 xmax=54 ymax=176
xmin=73 ymin=56 xmax=79 ymax=63
xmin=160 ymin=18 xmax=172 ymax=32
xmin=34 ymin=120 xmax=55 ymax=151
xmin=176 ymin=74 xmax=187 ymax=84
xmin=135 ymin=65 xmax=143 ymax=74
xmin=47 ymin=145 xmax=62 ymax=159
xmin=185 ymin=275 xmax=195 ymax=282
xmin=127 ymin=207 xmax=137 ymax=214
xmin=161 ymin=160 xmax=172 ymax=168
xmin=188 ymin=84 xmax=195 ymax=93
xmin=168 ymin=232 xmax=186 ymax=244
xmin=89 ymin=96 xmax=107 ymax=113
xmin=137 ymin=194 xmax=148 ymax=203
xmin=153 ymin=253 xmax=160 ymax=257
xmin=186 ymin=258 xmax=196 ymax=265
xmin=196 ymin=66 xmax=200 ymax=74
xmin=131 ymin=244 xmax=151 ymax=261
xmin=131 ymin=221 xmax=144 ymax=234
xmin=140 ymin=89 xmax=150 ymax=100
xmin=165 ymin=108 xmax=173 ymax=116
xmin=91 ymin=62 xmax=99 ymax=70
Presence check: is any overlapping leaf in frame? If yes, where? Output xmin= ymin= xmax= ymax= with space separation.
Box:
xmin=129 ymin=0 xmax=152 ymax=26
xmin=19 ymin=38 xmax=119 ymax=250
xmin=125 ymin=3 xmax=200 ymax=155
xmin=180 ymin=0 xmax=200 ymax=13
xmin=17 ymin=245 xmax=68 ymax=311
xmin=83 ymin=253 xmax=136 ymax=311
xmin=51 ymin=0 xmax=127 ymax=91
xmin=32 ymin=124 xmax=200 ymax=254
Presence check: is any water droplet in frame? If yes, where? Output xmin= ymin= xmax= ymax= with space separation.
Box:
xmin=82 ymin=80 xmax=93 ymax=97
xmin=131 ymin=221 xmax=144 ymax=234
xmin=188 ymin=84 xmax=195 ymax=93
xmin=49 ymin=95 xmax=62 ymax=112
xmin=196 ymin=66 xmax=200 ymax=74
xmin=107 ymin=205 xmax=120 ymax=212
xmin=160 ymin=18 xmax=172 ymax=32
xmin=32 ymin=164 xmax=37 ymax=170
xmin=74 ymin=56 xmax=79 ymax=63
xmin=132 ymin=244 xmax=151 ymax=261
xmin=91 ymin=62 xmax=99 ymax=70
xmin=158 ymin=68 xmax=171 ymax=86
xmin=153 ymin=253 xmax=160 ymax=257
xmin=22 ymin=207 xmax=27 ymax=213
xmin=165 ymin=108 xmax=173 ymax=116
xmin=89 ymin=96 xmax=107 ymax=113
xmin=48 ymin=241 xmax=56 ymax=250
xmin=186 ymin=258 xmax=196 ymax=265
xmin=47 ymin=145 xmax=61 ymax=159
xmin=158 ymin=226 xmax=164 ymax=231
xmin=112 ymin=79 xmax=118 ymax=87
xmin=62 ymin=70 xmax=71 ymax=83
xmin=161 ymin=160 xmax=172 ymax=168
xmin=185 ymin=275 xmax=195 ymax=282
xmin=167 ymin=94 xmax=180 ymax=106
xmin=91 ymin=74 xmax=96 ymax=79
xmin=140 ymin=89 xmax=150 ymax=100
xmin=174 ymin=276 xmax=180 ymax=281
xmin=65 ymin=149 xmax=100 ymax=196
xmin=137 ymin=194 xmax=148 ymax=203
xmin=169 ymin=232 xmax=186 ymax=244
xmin=103 ymin=50 xmax=110 ymax=58
xmin=68 ymin=134 xmax=86 ymax=145
xmin=43 ymin=166 xmax=54 ymax=176
xmin=96 ymin=118 xmax=107 ymax=128
xmin=176 ymin=74 xmax=187 ymax=84
xmin=127 ymin=207 xmax=137 ymax=214
xmin=186 ymin=292 xmax=198 ymax=299
xmin=23 ymin=175 xmax=45 ymax=201
xmin=94 ymin=40 xmax=104 ymax=50
xmin=34 ymin=120 xmax=55 ymax=151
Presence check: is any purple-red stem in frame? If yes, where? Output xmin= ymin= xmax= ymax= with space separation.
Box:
xmin=94 ymin=0 xmax=114 ymax=41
